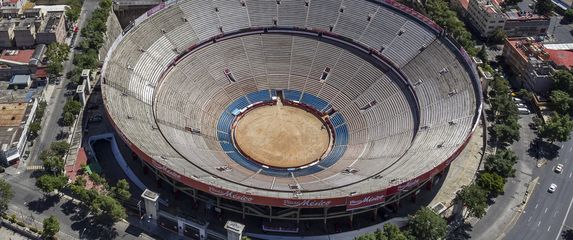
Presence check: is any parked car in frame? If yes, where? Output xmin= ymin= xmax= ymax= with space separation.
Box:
xmin=516 ymin=103 xmax=527 ymax=108
xmin=548 ymin=183 xmax=557 ymax=193
xmin=513 ymin=97 xmax=524 ymax=103
xmin=88 ymin=115 xmax=103 ymax=123
xmin=518 ymin=107 xmax=530 ymax=115
xmin=555 ymin=164 xmax=563 ymax=173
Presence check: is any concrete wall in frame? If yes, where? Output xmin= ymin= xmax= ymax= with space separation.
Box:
xmin=99 ymin=11 xmax=122 ymax=62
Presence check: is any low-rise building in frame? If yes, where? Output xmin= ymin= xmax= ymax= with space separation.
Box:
xmin=503 ymin=10 xmax=550 ymax=37
xmin=0 ymin=44 xmax=45 ymax=80
xmin=0 ymin=88 xmax=38 ymax=165
xmin=464 ymin=0 xmax=550 ymax=38
xmin=1 ymin=0 xmax=24 ymax=9
xmin=36 ymin=11 xmax=65 ymax=44
xmin=13 ymin=17 xmax=37 ymax=48
xmin=0 ymin=21 xmax=15 ymax=48
xmin=503 ymin=38 xmax=573 ymax=94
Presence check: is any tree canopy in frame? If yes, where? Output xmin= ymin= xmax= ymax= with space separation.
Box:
xmin=535 ymin=0 xmax=554 ymax=16
xmin=565 ymin=9 xmax=573 ymax=22
xmin=552 ymin=70 xmax=573 ymax=95
xmin=42 ymin=155 xmax=65 ymax=175
xmin=42 ymin=216 xmax=60 ymax=239
xmin=36 ymin=175 xmax=68 ymax=194
xmin=425 ymin=0 xmax=477 ymax=55
xmin=408 ymin=207 xmax=447 ymax=240
xmin=50 ymin=141 xmax=71 ymax=157
xmin=484 ymin=149 xmax=518 ymax=178
xmin=63 ymin=100 xmax=82 ymax=116
xmin=550 ymin=90 xmax=573 ymax=115
xmin=355 ymin=224 xmax=411 ymax=240
xmin=0 ymin=179 xmax=13 ymax=213
xmin=477 ymin=172 xmax=505 ymax=195
xmin=111 ymin=179 xmax=131 ymax=202
xmin=539 ymin=113 xmax=573 ymax=143
xmin=456 ymin=184 xmax=488 ymax=218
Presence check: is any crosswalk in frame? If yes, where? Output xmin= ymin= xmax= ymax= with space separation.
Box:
xmin=26 ymin=165 xmax=43 ymax=171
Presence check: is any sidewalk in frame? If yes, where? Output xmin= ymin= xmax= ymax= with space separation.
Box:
xmin=428 ymin=121 xmax=485 ymax=216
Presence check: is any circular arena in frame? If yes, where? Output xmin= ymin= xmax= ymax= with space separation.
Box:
xmin=102 ymin=0 xmax=482 ymax=224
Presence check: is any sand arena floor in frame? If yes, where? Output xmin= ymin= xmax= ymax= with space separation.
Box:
xmin=233 ymin=104 xmax=330 ymax=168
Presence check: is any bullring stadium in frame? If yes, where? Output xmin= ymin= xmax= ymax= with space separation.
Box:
xmin=101 ymin=0 xmax=482 ymax=226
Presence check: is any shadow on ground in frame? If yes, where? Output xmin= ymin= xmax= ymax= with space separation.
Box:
xmin=27 ymin=195 xmax=60 ymax=213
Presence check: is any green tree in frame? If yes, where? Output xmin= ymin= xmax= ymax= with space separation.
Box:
xmin=516 ymin=89 xmax=534 ymax=102
xmin=62 ymin=112 xmax=76 ymax=126
xmin=492 ymin=119 xmax=520 ymax=145
xmin=550 ymin=90 xmax=573 ymax=114
xmin=89 ymin=173 xmax=108 ymax=188
xmin=383 ymin=224 xmax=411 ymax=240
xmin=408 ymin=207 xmax=447 ymax=240
xmin=63 ymin=100 xmax=82 ymax=115
xmin=456 ymin=184 xmax=488 ymax=218
xmin=552 ymin=70 xmax=573 ymax=95
xmin=36 ymin=175 xmax=68 ymax=195
xmin=111 ymin=179 xmax=131 ymax=202
xmin=50 ymin=141 xmax=70 ymax=157
xmin=490 ymin=27 xmax=507 ymax=44
xmin=535 ymin=0 xmax=554 ymax=16
xmin=477 ymin=45 xmax=488 ymax=63
xmin=425 ymin=0 xmax=477 ymax=56
xmin=0 ymin=179 xmax=14 ymax=213
xmin=91 ymin=195 xmax=127 ymax=222
xmin=42 ymin=155 xmax=65 ymax=174
xmin=28 ymin=121 xmax=41 ymax=138
xmin=539 ymin=113 xmax=573 ymax=143
xmin=565 ymin=9 xmax=573 ymax=22
xmin=477 ymin=172 xmax=505 ymax=195
xmin=45 ymin=42 xmax=70 ymax=63
xmin=46 ymin=62 xmax=63 ymax=76
xmin=42 ymin=216 xmax=60 ymax=239
xmin=484 ymin=149 xmax=518 ymax=178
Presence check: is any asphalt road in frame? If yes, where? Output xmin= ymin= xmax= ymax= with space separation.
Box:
xmin=24 ymin=0 xmax=100 ymax=169
xmin=504 ymin=133 xmax=573 ymax=240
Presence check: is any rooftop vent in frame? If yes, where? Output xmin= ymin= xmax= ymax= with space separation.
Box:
xmin=224 ymin=69 xmax=236 ymax=83
xmin=320 ymin=67 xmax=331 ymax=81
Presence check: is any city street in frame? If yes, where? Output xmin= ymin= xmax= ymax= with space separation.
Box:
xmin=22 ymin=0 xmax=100 ymax=170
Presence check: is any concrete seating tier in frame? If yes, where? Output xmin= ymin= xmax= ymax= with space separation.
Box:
xmin=101 ymin=0 xmax=480 ymax=199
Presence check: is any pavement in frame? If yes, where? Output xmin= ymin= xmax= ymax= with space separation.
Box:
xmin=428 ymin=121 xmax=485 ymax=216
xmin=503 ymin=133 xmax=573 ymax=240
xmin=470 ymin=113 xmax=536 ymax=240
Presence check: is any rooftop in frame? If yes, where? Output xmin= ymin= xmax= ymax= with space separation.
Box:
xmin=505 ymin=9 xmax=547 ymax=20
xmin=41 ymin=12 xmax=63 ymax=33
xmin=0 ymin=49 xmax=35 ymax=65
xmin=507 ymin=38 xmax=573 ymax=70
xmin=546 ymin=49 xmax=573 ymax=70
xmin=0 ymin=102 xmax=29 ymax=151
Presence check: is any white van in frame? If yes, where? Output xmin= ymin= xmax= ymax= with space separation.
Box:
xmin=518 ymin=107 xmax=530 ymax=115
xmin=516 ymin=103 xmax=527 ymax=108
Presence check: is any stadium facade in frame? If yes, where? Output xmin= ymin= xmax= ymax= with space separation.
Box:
xmin=102 ymin=0 xmax=482 ymax=223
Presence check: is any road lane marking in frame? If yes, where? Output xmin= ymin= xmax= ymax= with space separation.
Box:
xmin=529 ymin=216 xmax=533 ymax=222
xmin=539 ymin=221 xmax=542 ymax=227
xmin=570 ymin=172 xmax=572 ymax=178
xmin=554 ymin=211 xmax=558 ymax=217
xmin=548 ymin=225 xmax=552 ymax=231
xmin=570 ymin=146 xmax=572 ymax=152
xmin=545 ymin=208 xmax=549 ymax=213
xmin=535 ymin=203 xmax=539 ymax=209
xmin=555 ymin=184 xmax=573 ymax=240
